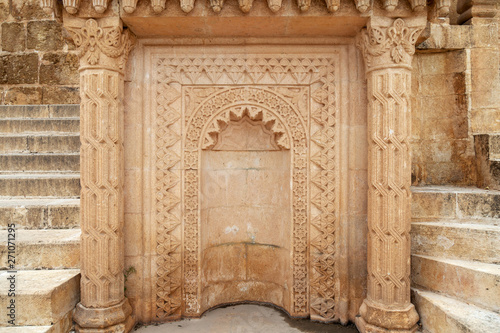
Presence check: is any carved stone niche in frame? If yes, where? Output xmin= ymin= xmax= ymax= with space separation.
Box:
xmin=124 ymin=45 xmax=364 ymax=325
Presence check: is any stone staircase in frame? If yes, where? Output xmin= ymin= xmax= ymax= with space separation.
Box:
xmin=411 ymin=186 xmax=500 ymax=333
xmin=0 ymin=105 xmax=81 ymax=332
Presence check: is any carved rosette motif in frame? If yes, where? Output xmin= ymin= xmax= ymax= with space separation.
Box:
xmin=67 ymin=19 xmax=135 ymax=72
xmin=357 ymin=18 xmax=423 ymax=331
xmin=154 ymin=55 xmax=338 ymax=320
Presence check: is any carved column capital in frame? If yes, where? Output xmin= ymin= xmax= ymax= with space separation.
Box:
xmin=357 ymin=18 xmax=424 ymax=73
xmin=66 ymin=18 xmax=135 ymax=73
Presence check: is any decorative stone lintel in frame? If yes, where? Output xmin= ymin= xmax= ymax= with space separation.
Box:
xmin=357 ymin=16 xmax=426 ymax=73
xmin=64 ymin=17 xmax=135 ymax=73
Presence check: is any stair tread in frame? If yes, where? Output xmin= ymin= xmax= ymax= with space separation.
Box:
xmin=0 ymin=269 xmax=80 ymax=295
xmin=0 ymin=198 xmax=79 ymax=207
xmin=0 ymin=326 xmax=53 ymax=332
xmin=412 ymin=185 xmax=500 ymax=195
xmin=0 ymin=133 xmax=79 ymax=137
xmin=0 ymin=172 xmax=80 ymax=179
xmin=0 ymin=229 xmax=81 ymax=243
xmin=412 ymin=221 xmax=500 ymax=231
xmin=412 ymin=254 xmax=500 ymax=275
xmin=412 ymin=288 xmax=500 ymax=332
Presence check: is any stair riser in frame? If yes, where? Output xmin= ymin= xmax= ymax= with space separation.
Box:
xmin=0 ymin=243 xmax=79 ymax=269
xmin=412 ymin=191 xmax=500 ymax=220
xmin=0 ymin=272 xmax=80 ymax=327
xmin=0 ymin=178 xmax=81 ymax=197
xmin=412 ymin=255 xmax=500 ymax=313
xmin=0 ymin=155 xmax=80 ymax=171
xmin=412 ymin=290 xmax=480 ymax=333
xmin=0 ymin=136 xmax=80 ymax=154
xmin=0 ymin=205 xmax=79 ymax=229
xmin=411 ymin=224 xmax=500 ymax=264
xmin=0 ymin=105 xmax=80 ymax=119
xmin=0 ymin=120 xmax=80 ymax=134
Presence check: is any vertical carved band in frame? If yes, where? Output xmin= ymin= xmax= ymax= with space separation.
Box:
xmin=80 ymin=69 xmax=124 ymax=307
xmin=68 ymin=18 xmax=135 ymax=330
xmin=357 ymin=18 xmax=423 ymax=332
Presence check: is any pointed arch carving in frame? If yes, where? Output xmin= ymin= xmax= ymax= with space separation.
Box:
xmin=183 ymin=87 xmax=308 ymax=315
xmin=201 ymin=104 xmax=291 ymax=150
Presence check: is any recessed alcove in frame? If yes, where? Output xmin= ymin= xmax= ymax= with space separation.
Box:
xmin=200 ymin=111 xmax=292 ymax=312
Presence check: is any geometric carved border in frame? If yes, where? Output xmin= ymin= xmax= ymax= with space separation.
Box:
xmin=153 ymin=54 xmax=339 ymax=322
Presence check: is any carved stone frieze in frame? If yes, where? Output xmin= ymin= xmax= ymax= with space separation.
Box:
xmin=153 ymin=53 xmax=339 ymax=321
xmin=357 ymin=18 xmax=423 ymax=72
xmin=66 ymin=19 xmax=135 ymax=72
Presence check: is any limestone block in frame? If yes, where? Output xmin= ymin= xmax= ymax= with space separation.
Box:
xmin=471 ymin=108 xmax=500 ymax=133
xmin=412 ymin=289 xmax=500 ymax=333
xmin=456 ymin=191 xmax=500 ymax=218
xmin=0 ymin=270 xmax=80 ymax=326
xmin=0 ymin=54 xmax=39 ymax=85
xmin=0 ymin=173 xmax=81 ymax=197
xmin=0 ymin=0 xmax=9 ymax=22
xmin=419 ymin=73 xmax=466 ymax=96
xmin=0 ymin=153 xmax=80 ymax=171
xmin=27 ymin=21 xmax=65 ymax=51
xmin=0 ymin=229 xmax=80 ymax=269
xmin=42 ymin=86 xmax=80 ymax=104
xmin=0 ymin=105 xmax=51 ymax=118
xmin=0 ymin=118 xmax=79 ymax=133
xmin=417 ymin=51 xmax=466 ymax=75
xmin=11 ymin=0 xmax=53 ymax=20
xmin=39 ymin=53 xmax=79 ymax=85
xmin=412 ymin=254 xmax=500 ymax=313
xmin=1 ymin=22 xmax=26 ymax=52
xmin=4 ymin=87 xmax=43 ymax=105
xmin=49 ymin=104 xmax=80 ymax=118
xmin=411 ymin=222 xmax=500 ymax=263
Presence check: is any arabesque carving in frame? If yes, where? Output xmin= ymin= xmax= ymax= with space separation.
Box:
xmin=357 ymin=18 xmax=423 ymax=71
xmin=67 ymin=19 xmax=134 ymax=71
xmin=154 ymin=54 xmax=339 ymax=321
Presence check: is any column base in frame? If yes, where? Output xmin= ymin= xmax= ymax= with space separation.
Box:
xmin=75 ymin=299 xmax=136 ymax=333
xmin=355 ymin=299 xmax=419 ymax=333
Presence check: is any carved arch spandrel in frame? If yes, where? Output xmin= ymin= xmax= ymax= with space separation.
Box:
xmin=183 ymin=86 xmax=308 ymax=316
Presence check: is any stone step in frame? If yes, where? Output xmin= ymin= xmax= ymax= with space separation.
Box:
xmin=411 ymin=222 xmax=500 ymax=264
xmin=0 ymin=172 xmax=80 ymax=197
xmin=412 ymin=288 xmax=500 ymax=333
xmin=411 ymin=254 xmax=500 ymax=313
xmin=412 ymin=185 xmax=500 ymax=220
xmin=0 ymin=269 xmax=79 ymax=328
xmin=0 ymin=229 xmax=80 ymax=269
xmin=0 ymin=198 xmax=80 ymax=229
xmin=0 ymin=153 xmax=80 ymax=172
xmin=0 ymin=104 xmax=80 ymax=119
xmin=0 ymin=134 xmax=80 ymax=153
xmin=0 ymin=118 xmax=80 ymax=134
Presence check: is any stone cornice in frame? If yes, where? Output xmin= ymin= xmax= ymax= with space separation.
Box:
xmin=66 ymin=18 xmax=135 ymax=73
xmin=357 ymin=17 xmax=424 ymax=72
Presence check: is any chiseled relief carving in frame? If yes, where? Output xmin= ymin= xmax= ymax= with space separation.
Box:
xmin=153 ymin=55 xmax=339 ymax=321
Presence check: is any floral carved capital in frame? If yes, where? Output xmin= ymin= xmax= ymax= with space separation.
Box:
xmin=67 ymin=19 xmax=135 ymax=72
xmin=357 ymin=18 xmax=424 ymax=72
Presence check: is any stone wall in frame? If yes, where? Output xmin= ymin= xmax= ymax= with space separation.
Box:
xmin=411 ymin=51 xmax=477 ymax=186
xmin=0 ymin=0 xmax=79 ymax=105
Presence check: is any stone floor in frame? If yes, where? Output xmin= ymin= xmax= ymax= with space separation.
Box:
xmin=134 ymin=304 xmax=359 ymax=333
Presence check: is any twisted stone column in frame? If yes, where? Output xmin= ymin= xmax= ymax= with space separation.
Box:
xmin=66 ymin=17 xmax=135 ymax=333
xmin=356 ymin=17 xmax=425 ymax=333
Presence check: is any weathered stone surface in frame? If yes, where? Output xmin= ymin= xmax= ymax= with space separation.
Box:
xmin=0 ymin=0 xmax=9 ymax=22
xmin=1 ymin=22 xmax=26 ymax=52
xmin=0 ymin=118 xmax=79 ymax=133
xmin=0 ymin=229 xmax=80 ymax=269
xmin=412 ymin=289 xmax=500 ymax=333
xmin=42 ymin=86 xmax=80 ymax=104
xmin=0 ymin=198 xmax=80 ymax=229
xmin=27 ymin=21 xmax=65 ymax=51
xmin=0 ymin=53 xmax=39 ymax=84
xmin=11 ymin=0 xmax=53 ymax=20
xmin=412 ymin=254 xmax=500 ymax=313
xmin=0 ymin=172 xmax=81 ymax=197
xmin=0 ymin=105 xmax=50 ymax=118
xmin=4 ymin=87 xmax=43 ymax=105
xmin=0 ymin=269 xmax=80 ymax=326
xmin=40 ymin=53 xmax=79 ymax=85
xmin=49 ymin=104 xmax=80 ymax=118
xmin=411 ymin=222 xmax=500 ymax=264
xmin=0 ymin=153 xmax=80 ymax=171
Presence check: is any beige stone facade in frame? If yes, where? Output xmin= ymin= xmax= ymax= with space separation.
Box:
xmin=1 ymin=0 xmax=499 ymax=332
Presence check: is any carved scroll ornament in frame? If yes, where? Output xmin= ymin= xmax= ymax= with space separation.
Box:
xmin=67 ymin=19 xmax=135 ymax=71
xmin=357 ymin=18 xmax=423 ymax=71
